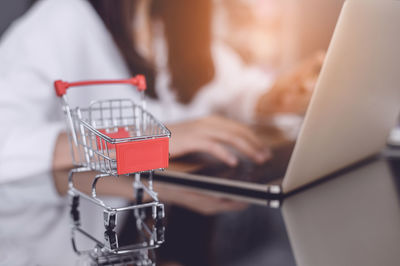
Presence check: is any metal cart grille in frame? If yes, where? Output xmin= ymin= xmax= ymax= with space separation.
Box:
xmin=54 ymin=76 xmax=168 ymax=250
xmin=68 ymin=98 xmax=170 ymax=175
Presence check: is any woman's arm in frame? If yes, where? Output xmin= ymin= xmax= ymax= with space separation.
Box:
xmin=255 ymin=51 xmax=325 ymax=118
xmin=52 ymin=132 xmax=74 ymax=171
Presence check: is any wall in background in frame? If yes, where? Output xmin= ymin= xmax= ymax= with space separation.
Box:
xmin=0 ymin=0 xmax=30 ymax=37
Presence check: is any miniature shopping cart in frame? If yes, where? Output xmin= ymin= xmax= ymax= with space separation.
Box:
xmin=54 ymin=75 xmax=170 ymax=237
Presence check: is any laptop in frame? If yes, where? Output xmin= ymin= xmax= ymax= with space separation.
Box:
xmin=154 ymin=0 xmax=400 ymax=196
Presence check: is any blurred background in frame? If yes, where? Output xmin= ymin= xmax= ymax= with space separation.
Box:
xmin=0 ymin=0 xmax=345 ymax=73
xmin=213 ymin=0 xmax=344 ymax=72
xmin=0 ymin=0 xmax=31 ymax=36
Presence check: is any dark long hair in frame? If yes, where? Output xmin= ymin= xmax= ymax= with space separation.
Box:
xmin=88 ymin=0 xmax=215 ymax=103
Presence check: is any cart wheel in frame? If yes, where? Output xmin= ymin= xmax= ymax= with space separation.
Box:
xmin=135 ymin=187 xmax=144 ymax=205
xmin=104 ymin=211 xmax=116 ymax=231
xmin=155 ymin=218 xmax=165 ymax=244
xmin=104 ymin=230 xmax=118 ymax=250
xmin=69 ymin=195 xmax=80 ymax=224
xmin=155 ymin=205 xmax=165 ymax=220
xmin=70 ymin=209 xmax=80 ymax=225
xmin=70 ymin=195 xmax=80 ymax=210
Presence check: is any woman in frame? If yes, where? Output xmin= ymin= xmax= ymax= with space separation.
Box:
xmin=0 ymin=0 xmax=324 ymax=207
xmin=0 ymin=0 xmax=325 ymax=210
xmin=0 ymin=0 xmax=321 ymax=185
xmin=0 ymin=0 xmax=322 ymax=264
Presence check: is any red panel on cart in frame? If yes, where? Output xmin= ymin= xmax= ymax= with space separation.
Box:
xmin=97 ymin=128 xmax=130 ymax=149
xmin=115 ymin=137 xmax=169 ymax=174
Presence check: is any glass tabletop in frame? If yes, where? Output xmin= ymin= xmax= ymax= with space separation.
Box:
xmin=1 ymin=157 xmax=399 ymax=266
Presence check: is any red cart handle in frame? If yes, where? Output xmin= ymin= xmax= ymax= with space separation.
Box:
xmin=54 ymin=75 xmax=147 ymax=97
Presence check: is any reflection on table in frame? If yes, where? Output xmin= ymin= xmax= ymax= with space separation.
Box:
xmin=1 ymin=155 xmax=399 ymax=266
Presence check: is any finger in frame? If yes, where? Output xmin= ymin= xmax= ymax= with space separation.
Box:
xmin=193 ymin=139 xmax=239 ymax=166
xmin=205 ymin=116 xmax=265 ymax=150
xmin=201 ymin=127 xmax=272 ymax=163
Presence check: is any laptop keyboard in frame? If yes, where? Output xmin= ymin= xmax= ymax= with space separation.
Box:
xmin=191 ymin=142 xmax=296 ymax=184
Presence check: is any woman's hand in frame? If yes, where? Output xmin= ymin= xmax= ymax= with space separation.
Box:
xmin=167 ymin=115 xmax=271 ymax=166
xmin=256 ymin=51 xmax=325 ymax=117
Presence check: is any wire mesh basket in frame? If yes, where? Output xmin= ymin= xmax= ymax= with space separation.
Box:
xmin=54 ymin=76 xmax=171 ymax=176
xmin=55 ymin=76 xmax=168 ymax=255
